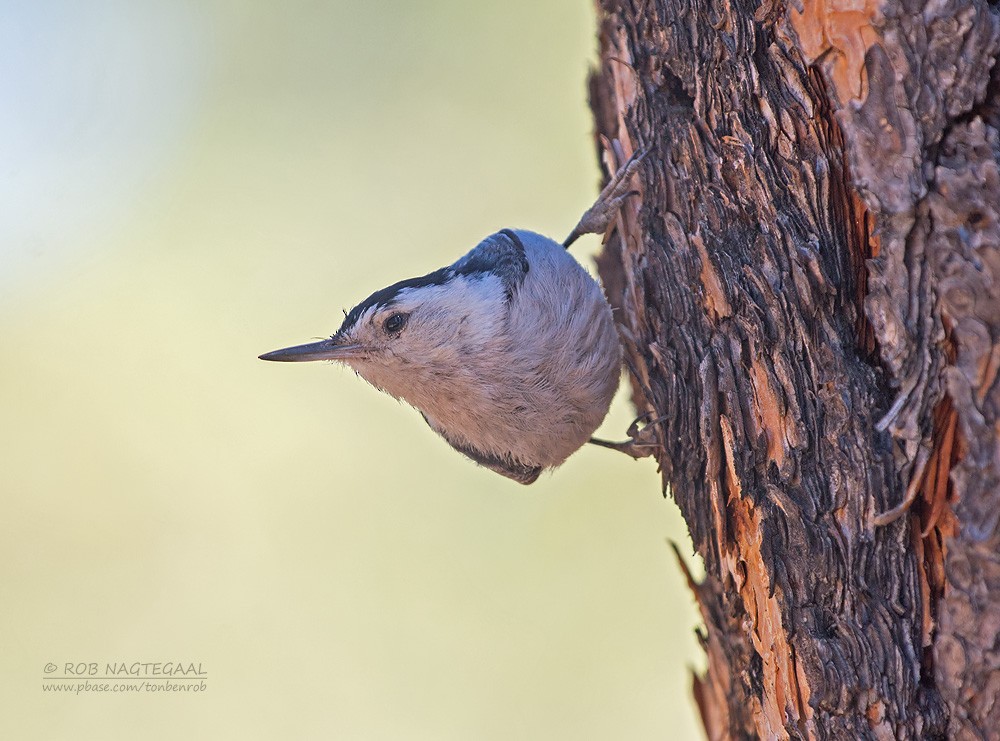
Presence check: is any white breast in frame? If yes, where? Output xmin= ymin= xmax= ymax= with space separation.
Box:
xmin=424 ymin=230 xmax=621 ymax=471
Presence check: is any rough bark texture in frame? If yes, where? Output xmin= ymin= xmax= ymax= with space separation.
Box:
xmin=588 ymin=0 xmax=1000 ymax=738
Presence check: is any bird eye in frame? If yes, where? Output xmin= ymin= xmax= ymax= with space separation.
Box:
xmin=383 ymin=312 xmax=409 ymax=334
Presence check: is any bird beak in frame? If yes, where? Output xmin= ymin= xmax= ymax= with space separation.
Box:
xmin=258 ymin=337 xmax=363 ymax=362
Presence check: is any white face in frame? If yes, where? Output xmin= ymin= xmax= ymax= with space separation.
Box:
xmin=333 ymin=274 xmax=507 ymax=401
xmin=334 ymin=302 xmax=413 ymax=362
xmin=260 ymin=267 xmax=509 ymax=410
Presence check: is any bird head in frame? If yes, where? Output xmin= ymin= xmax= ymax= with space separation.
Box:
xmin=259 ymin=264 xmax=508 ymax=403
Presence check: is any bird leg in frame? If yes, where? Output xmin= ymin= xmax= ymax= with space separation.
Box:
xmin=589 ymin=411 xmax=667 ymax=460
xmin=563 ymin=146 xmax=649 ymax=248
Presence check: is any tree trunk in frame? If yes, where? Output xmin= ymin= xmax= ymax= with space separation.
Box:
xmin=588 ymin=0 xmax=1000 ymax=737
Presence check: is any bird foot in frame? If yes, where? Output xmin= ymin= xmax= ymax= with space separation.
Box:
xmin=564 ymin=146 xmax=649 ymax=248
xmin=589 ymin=411 xmax=666 ymax=460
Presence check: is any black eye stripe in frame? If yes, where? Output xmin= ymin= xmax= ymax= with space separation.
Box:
xmin=339 ymin=267 xmax=452 ymax=335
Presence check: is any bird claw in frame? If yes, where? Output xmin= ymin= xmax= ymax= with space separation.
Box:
xmin=563 ymin=146 xmax=649 ymax=248
xmin=589 ymin=411 xmax=667 ymax=460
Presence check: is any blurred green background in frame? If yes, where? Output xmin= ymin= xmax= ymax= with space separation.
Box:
xmin=0 ymin=1 xmax=704 ymax=739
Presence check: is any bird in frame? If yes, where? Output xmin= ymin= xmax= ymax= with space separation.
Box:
xmin=260 ymin=150 xmax=646 ymax=484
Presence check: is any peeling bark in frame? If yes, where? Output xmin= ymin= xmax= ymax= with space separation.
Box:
xmin=588 ymin=0 xmax=1000 ymax=737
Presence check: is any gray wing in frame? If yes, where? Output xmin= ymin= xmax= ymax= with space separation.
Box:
xmin=420 ymin=412 xmax=541 ymax=485
xmin=444 ymin=436 xmax=543 ymax=485
xmin=451 ymin=229 xmax=529 ymax=301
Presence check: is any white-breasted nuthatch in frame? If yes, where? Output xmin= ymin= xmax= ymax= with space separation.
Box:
xmin=260 ymin=152 xmax=645 ymax=484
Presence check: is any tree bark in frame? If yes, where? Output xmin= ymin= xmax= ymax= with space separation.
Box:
xmin=588 ymin=0 xmax=1000 ymax=737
